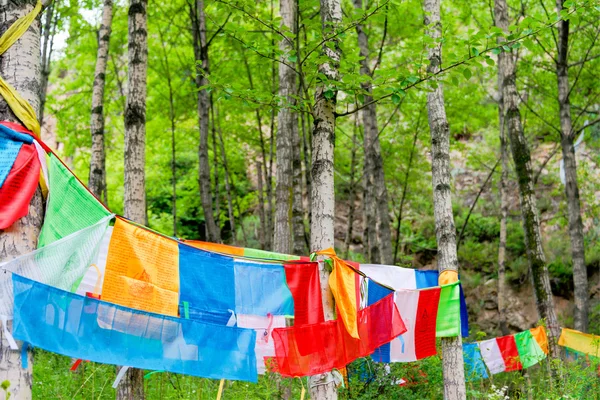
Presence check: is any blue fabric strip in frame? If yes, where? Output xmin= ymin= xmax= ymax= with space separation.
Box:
xmin=12 ymin=275 xmax=258 ymax=382
xmin=0 ymin=124 xmax=33 ymax=144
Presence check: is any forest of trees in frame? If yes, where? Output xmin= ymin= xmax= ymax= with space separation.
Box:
xmin=0 ymin=0 xmax=599 ymax=398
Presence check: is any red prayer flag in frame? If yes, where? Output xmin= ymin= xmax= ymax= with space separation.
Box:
xmin=497 ymin=335 xmax=522 ymax=371
xmin=284 ymin=263 xmax=324 ymax=325
xmin=272 ymin=293 xmax=406 ymax=377
xmin=0 ymin=143 xmax=40 ymax=229
xmin=414 ymin=288 xmax=441 ymax=360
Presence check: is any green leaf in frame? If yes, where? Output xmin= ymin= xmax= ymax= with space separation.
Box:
xmin=471 ymin=47 xmax=480 ymax=56
xmin=407 ymin=75 xmax=419 ymax=84
xmin=502 ymin=45 xmax=511 ymax=51
xmin=391 ymin=93 xmax=401 ymax=104
xmin=485 ymin=57 xmax=495 ymax=66
xmin=491 ymin=48 xmax=502 ymax=55
xmin=287 ymin=55 xmax=297 ymax=63
xmin=324 ymin=89 xmax=334 ymax=99
xmin=463 ymin=68 xmax=472 ymax=80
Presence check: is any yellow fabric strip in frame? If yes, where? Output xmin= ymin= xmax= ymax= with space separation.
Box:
xmin=0 ymin=1 xmax=42 ymax=136
xmin=558 ymin=328 xmax=600 ymax=358
xmin=316 ymin=248 xmax=359 ymax=339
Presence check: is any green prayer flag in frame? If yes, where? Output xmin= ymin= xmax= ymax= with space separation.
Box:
xmin=38 ymin=154 xmax=112 ymax=247
xmin=515 ymin=330 xmax=546 ymax=368
xmin=243 ymin=247 xmax=300 ymax=261
xmin=436 ymin=281 xmax=461 ymax=337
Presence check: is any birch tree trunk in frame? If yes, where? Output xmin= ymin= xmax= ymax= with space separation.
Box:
xmin=556 ymin=0 xmax=588 ymax=333
xmin=309 ymin=0 xmax=341 ymax=398
xmin=494 ymin=0 xmax=561 ymax=357
xmin=273 ymin=0 xmax=297 ymax=254
xmin=353 ymin=0 xmax=392 ymax=264
xmin=256 ymin=161 xmax=267 ymax=249
xmin=193 ymin=0 xmax=219 ymax=242
xmin=422 ymin=0 xmax=466 ymax=398
xmin=0 ymin=3 xmax=43 ymax=399
xmin=292 ymin=116 xmax=306 ymax=255
xmin=119 ymin=0 xmax=148 ymax=397
xmin=497 ymin=85 xmax=509 ymax=336
xmin=216 ymin=111 xmax=237 ymax=245
xmin=89 ymin=0 xmax=113 ymax=204
xmin=343 ymin=116 xmax=359 ymax=259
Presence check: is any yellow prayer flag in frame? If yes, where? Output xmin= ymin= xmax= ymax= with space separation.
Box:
xmin=102 ymin=218 xmax=180 ymax=316
xmin=558 ymin=328 xmax=600 ymax=358
xmin=316 ymin=248 xmax=360 ymax=339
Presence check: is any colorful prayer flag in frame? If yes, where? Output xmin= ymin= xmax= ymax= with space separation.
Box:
xmin=372 ymin=287 xmax=440 ymax=363
xmin=237 ymin=314 xmax=286 ymax=374
xmin=102 ymin=218 xmax=180 ymax=316
xmin=0 ymin=216 xmax=111 ymax=318
xmin=38 ymin=154 xmax=111 ymax=246
xmin=12 ymin=275 xmax=258 ymax=382
xmin=272 ymin=292 xmax=406 ymax=377
xmin=463 ymin=342 xmax=489 ymax=381
xmin=515 ymin=328 xmax=547 ymax=368
xmin=0 ymin=141 xmax=40 ymax=229
xmin=480 ymin=334 xmax=522 ymax=374
xmin=359 ymin=263 xmax=469 ymax=337
xmin=558 ymin=328 xmax=600 ymax=358
xmin=283 ymin=262 xmax=324 ymax=325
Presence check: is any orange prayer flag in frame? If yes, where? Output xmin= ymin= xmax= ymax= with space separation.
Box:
xmin=101 ymin=218 xmax=180 ymax=316
xmin=530 ymin=326 xmax=549 ymax=354
xmin=316 ymin=248 xmax=359 ymax=339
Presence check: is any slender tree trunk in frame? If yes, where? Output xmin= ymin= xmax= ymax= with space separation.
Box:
xmin=216 ymin=108 xmax=237 ymax=245
xmin=241 ymin=50 xmax=273 ymax=249
xmin=353 ymin=0 xmax=392 ymax=264
xmin=119 ymin=0 xmax=148 ymax=396
xmin=494 ymin=0 xmax=561 ymax=357
xmin=39 ymin=0 xmax=56 ymax=124
xmin=556 ymin=0 xmax=588 ymax=333
xmin=343 ymin=116 xmax=359 ymax=259
xmin=0 ymin=3 xmax=43 ymax=399
xmin=193 ymin=0 xmax=219 ymax=242
xmin=156 ymin=24 xmax=178 ymax=236
xmin=423 ymin=0 xmax=466 ymax=398
xmin=393 ymin=126 xmax=419 ymax=264
xmin=273 ymin=0 xmax=297 ymax=254
xmin=292 ymin=115 xmax=305 ymax=255
xmin=309 ymin=0 xmax=341 ymax=398
xmin=211 ymin=98 xmax=220 ymax=232
xmin=256 ymin=161 xmax=267 ymax=249
xmin=89 ymin=0 xmax=113 ymax=205
xmin=497 ymin=82 xmax=509 ymax=336
xmin=300 ymin=108 xmax=312 ymax=223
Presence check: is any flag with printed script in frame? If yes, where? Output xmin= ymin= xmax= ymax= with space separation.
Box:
xmin=12 ymin=275 xmax=259 ymax=382
xmin=0 ymin=216 xmax=112 ymax=319
xmin=359 ymin=263 xmax=469 ymax=336
xmin=479 ymin=327 xmax=548 ymax=375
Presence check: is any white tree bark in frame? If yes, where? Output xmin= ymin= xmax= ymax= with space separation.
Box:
xmin=119 ymin=0 xmax=148 ymax=397
xmin=309 ymin=0 xmax=341 ymax=398
xmin=123 ymin=0 xmax=147 ymax=226
xmin=273 ymin=0 xmax=297 ymax=254
xmin=422 ymin=0 xmax=467 ymax=398
xmin=494 ymin=0 xmax=561 ymax=357
xmin=497 ymin=85 xmax=509 ymax=336
xmin=89 ymin=0 xmax=113 ymax=204
xmin=555 ymin=0 xmax=588 ymax=333
xmin=0 ymin=2 xmax=43 ymax=399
